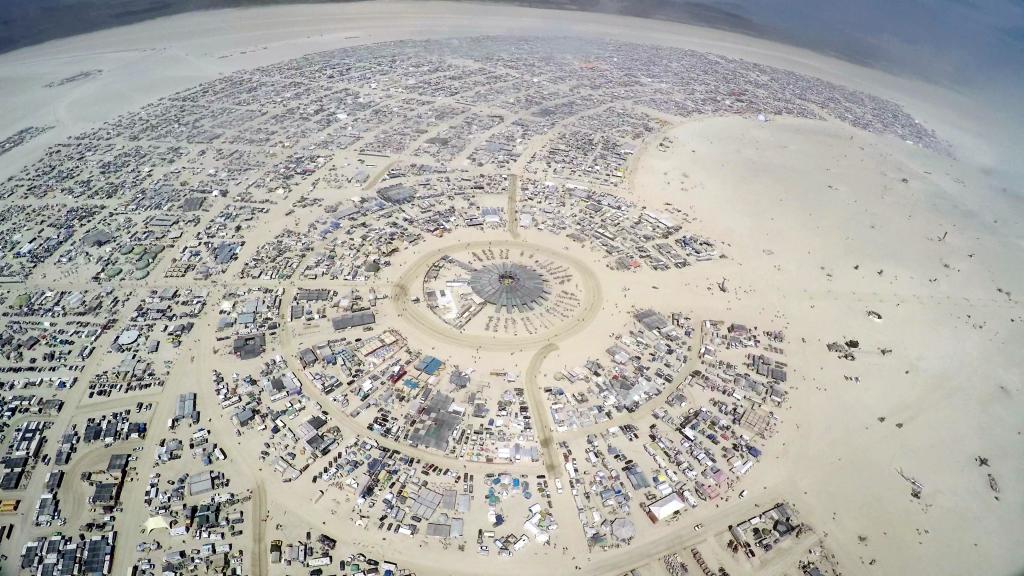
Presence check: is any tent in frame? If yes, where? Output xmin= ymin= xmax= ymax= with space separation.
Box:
xmin=646 ymin=493 xmax=686 ymax=523
xmin=142 ymin=516 xmax=171 ymax=534
xmin=611 ymin=517 xmax=636 ymax=541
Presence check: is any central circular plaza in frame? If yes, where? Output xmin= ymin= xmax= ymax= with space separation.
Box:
xmin=469 ymin=262 xmax=549 ymax=312
xmin=393 ymin=239 xmax=602 ymax=345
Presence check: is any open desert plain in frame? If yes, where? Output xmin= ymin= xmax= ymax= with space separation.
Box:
xmin=0 ymin=3 xmax=1020 ymax=576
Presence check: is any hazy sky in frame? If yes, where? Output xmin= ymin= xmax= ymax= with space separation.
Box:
xmin=2 ymin=0 xmax=1023 ymax=92
xmin=727 ymin=0 xmax=1024 ymax=90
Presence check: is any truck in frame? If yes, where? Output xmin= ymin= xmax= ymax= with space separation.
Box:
xmin=307 ymin=556 xmax=332 ymax=567
xmin=270 ymin=540 xmax=282 ymax=564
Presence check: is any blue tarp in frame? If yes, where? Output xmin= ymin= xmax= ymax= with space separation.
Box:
xmin=423 ymin=358 xmax=443 ymax=375
xmin=747 ymin=446 xmax=762 ymax=458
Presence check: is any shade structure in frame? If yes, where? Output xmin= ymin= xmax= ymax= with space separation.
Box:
xmin=469 ymin=262 xmax=549 ymax=312
xmin=611 ymin=517 xmax=636 ymax=541
xmin=143 ymin=516 xmax=171 ymax=533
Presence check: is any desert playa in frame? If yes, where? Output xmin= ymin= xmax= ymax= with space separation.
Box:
xmin=0 ymin=3 xmax=1020 ymax=576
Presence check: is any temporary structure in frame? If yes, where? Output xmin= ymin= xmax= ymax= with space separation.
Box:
xmin=611 ymin=517 xmax=636 ymax=540
xmin=646 ymin=492 xmax=686 ymax=523
xmin=143 ymin=516 xmax=171 ymax=534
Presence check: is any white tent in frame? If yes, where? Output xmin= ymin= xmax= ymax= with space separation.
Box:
xmin=646 ymin=493 xmax=685 ymax=523
xmin=142 ymin=516 xmax=171 ymax=534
